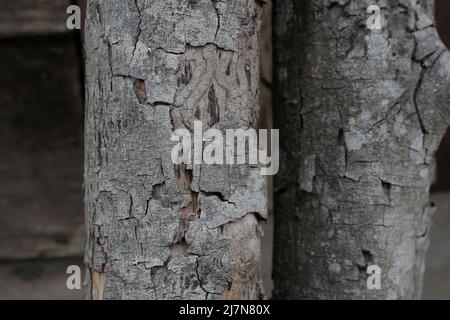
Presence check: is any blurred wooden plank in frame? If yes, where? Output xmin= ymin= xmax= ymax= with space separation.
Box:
xmin=434 ymin=129 xmax=450 ymax=191
xmin=0 ymin=0 xmax=71 ymax=37
xmin=437 ymin=0 xmax=450 ymax=50
xmin=0 ymin=257 xmax=85 ymax=300
xmin=0 ymin=36 xmax=84 ymax=260
xmin=258 ymin=0 xmax=272 ymax=131
xmin=259 ymin=2 xmax=274 ymax=297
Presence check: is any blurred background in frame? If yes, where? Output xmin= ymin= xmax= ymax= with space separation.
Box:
xmin=0 ymin=0 xmax=449 ymax=300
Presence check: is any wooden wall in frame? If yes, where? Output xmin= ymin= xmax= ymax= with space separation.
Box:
xmin=433 ymin=0 xmax=450 ymax=191
xmin=0 ymin=1 xmax=85 ymax=299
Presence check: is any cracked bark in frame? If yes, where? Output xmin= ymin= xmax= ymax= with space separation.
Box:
xmin=273 ymin=0 xmax=450 ymax=299
xmin=84 ymin=0 xmax=266 ymax=300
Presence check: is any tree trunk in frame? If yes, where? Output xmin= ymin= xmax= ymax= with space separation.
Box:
xmin=273 ymin=0 xmax=450 ymax=299
xmin=84 ymin=0 xmax=266 ymax=300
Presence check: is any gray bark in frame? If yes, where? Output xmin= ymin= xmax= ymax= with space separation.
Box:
xmin=273 ymin=0 xmax=450 ymax=299
xmin=84 ymin=0 xmax=266 ymax=300
xmin=0 ymin=0 xmax=71 ymax=37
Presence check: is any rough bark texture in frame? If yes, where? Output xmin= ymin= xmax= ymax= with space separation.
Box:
xmin=84 ymin=0 xmax=266 ymax=299
xmin=273 ymin=0 xmax=450 ymax=299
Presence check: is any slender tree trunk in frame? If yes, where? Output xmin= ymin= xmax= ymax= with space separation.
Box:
xmin=84 ymin=0 xmax=266 ymax=300
xmin=273 ymin=0 xmax=450 ymax=299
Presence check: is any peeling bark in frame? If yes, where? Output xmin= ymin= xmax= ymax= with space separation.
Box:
xmin=273 ymin=0 xmax=450 ymax=299
xmin=84 ymin=0 xmax=266 ymax=300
